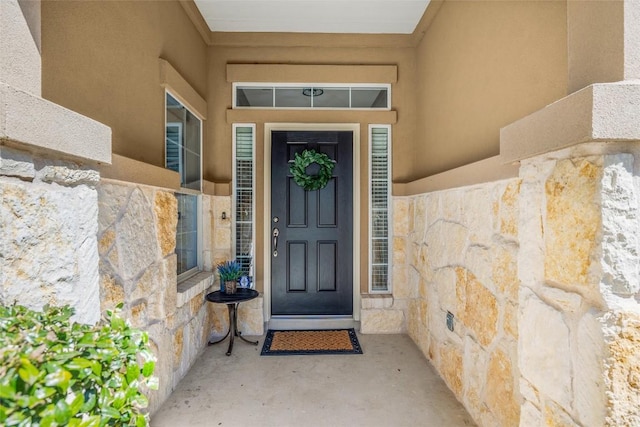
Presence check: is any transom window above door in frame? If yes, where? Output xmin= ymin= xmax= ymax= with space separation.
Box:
xmin=233 ymin=83 xmax=390 ymax=110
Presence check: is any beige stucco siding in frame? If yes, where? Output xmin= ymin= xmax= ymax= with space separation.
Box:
xmin=41 ymin=0 xmax=208 ymax=168
xmin=414 ymin=0 xmax=568 ymax=178
xmin=208 ymin=45 xmax=416 ymax=294
xmin=206 ymin=45 xmax=416 ymax=184
xmin=39 ymin=0 xmax=568 ymax=296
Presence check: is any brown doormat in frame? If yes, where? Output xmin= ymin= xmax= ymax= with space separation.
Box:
xmin=260 ymin=329 xmax=363 ymax=356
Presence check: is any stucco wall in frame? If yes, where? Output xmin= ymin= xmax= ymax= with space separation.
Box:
xmin=414 ymin=0 xmax=567 ymax=178
xmin=41 ymin=0 xmax=208 ymax=168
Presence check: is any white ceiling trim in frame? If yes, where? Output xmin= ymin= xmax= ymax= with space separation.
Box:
xmin=193 ymin=0 xmax=431 ymax=34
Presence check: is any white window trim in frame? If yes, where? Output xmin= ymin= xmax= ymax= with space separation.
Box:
xmin=233 ymin=82 xmax=391 ymax=111
xmin=232 ymin=123 xmax=256 ymax=277
xmin=368 ymin=124 xmax=393 ymax=294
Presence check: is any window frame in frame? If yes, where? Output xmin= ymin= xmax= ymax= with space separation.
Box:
xmin=368 ymin=124 xmax=393 ymax=294
xmin=165 ymin=89 xmax=204 ymax=282
xmin=232 ymin=123 xmax=256 ymax=278
xmin=232 ymin=82 xmax=392 ymax=111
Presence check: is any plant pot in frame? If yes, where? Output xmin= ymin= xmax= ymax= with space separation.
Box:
xmin=224 ymin=280 xmax=237 ymax=295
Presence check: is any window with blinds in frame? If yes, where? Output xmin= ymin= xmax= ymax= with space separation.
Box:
xmin=166 ymin=91 xmax=202 ymax=280
xmin=234 ymin=125 xmax=255 ymax=277
xmin=370 ymin=126 xmax=391 ymax=292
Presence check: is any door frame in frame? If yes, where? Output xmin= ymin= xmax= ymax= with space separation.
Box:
xmin=263 ymin=123 xmax=361 ymax=324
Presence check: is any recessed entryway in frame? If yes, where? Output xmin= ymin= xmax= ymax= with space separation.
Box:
xmin=263 ymin=123 xmax=361 ymax=330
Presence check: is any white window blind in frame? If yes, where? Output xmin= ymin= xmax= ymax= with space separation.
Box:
xmin=234 ymin=125 xmax=255 ymax=276
xmin=370 ymin=126 xmax=391 ymax=292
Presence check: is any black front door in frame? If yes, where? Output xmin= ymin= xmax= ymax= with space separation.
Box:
xmin=271 ymin=131 xmax=353 ymax=316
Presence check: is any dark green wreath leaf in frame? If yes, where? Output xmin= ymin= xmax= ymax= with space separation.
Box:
xmin=289 ymin=149 xmax=335 ymax=191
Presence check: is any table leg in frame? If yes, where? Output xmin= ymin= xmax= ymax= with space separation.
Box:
xmin=233 ymin=304 xmax=259 ymax=346
xmin=208 ymin=301 xmax=258 ymax=355
xmin=207 ymin=327 xmax=230 ymax=346
xmin=226 ymin=304 xmax=236 ymax=356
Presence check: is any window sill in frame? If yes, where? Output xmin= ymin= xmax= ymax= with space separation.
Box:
xmin=177 ymin=271 xmax=215 ymax=308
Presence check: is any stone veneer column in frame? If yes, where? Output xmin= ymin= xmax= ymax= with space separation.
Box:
xmin=515 ymin=142 xmax=640 ymax=426
xmin=502 ymin=23 xmax=640 ymax=424
xmin=0 ymin=0 xmax=111 ymax=324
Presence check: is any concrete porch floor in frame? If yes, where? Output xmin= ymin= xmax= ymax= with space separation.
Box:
xmin=152 ymin=333 xmax=475 ymax=426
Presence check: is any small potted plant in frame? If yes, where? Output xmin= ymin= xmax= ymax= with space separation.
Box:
xmin=217 ymin=260 xmax=242 ymax=294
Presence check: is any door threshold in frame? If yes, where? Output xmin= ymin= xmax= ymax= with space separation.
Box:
xmin=268 ymin=316 xmax=359 ymax=331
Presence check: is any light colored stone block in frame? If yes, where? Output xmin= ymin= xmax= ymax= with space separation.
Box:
xmin=466 ymin=245 xmax=493 ymax=294
xmin=486 ymin=347 xmax=520 ymax=427
xmin=392 ymin=236 xmax=407 ymax=267
xmin=238 ymin=297 xmax=265 ymax=336
xmin=37 ymin=165 xmax=100 ymax=187
xmin=360 ymin=309 xmax=405 ymax=334
xmin=425 ymin=220 xmax=468 ymax=269
xmin=438 ymin=343 xmax=463 ymax=398
xmin=116 ymin=187 xmax=158 ymax=280
xmin=540 ymin=286 xmax=583 ymax=313
xmin=0 ymin=146 xmax=35 ymax=179
xmin=0 ymin=177 xmax=100 ymax=325
xmin=492 ymin=243 xmax=519 ymax=303
xmin=393 ymin=198 xmax=410 ymax=236
xmin=462 ymin=186 xmax=494 ymax=246
xmin=456 ymin=267 xmax=498 ymax=347
xmin=462 ymin=335 xmax=487 ymax=420
xmin=434 ymin=267 xmax=457 ymax=313
xmin=504 ymin=301 xmax=519 ymax=339
xmin=601 ymin=154 xmax=640 ymax=296
xmin=441 ymin=189 xmax=462 ymax=222
xmin=412 ymin=195 xmax=426 ymax=241
xmin=176 ymin=271 xmax=214 ymax=308
xmin=499 ymin=180 xmax=521 ymax=239
xmin=543 ymin=400 xmax=579 ymax=427
xmin=154 ymin=191 xmax=177 ymax=258
xmin=519 ymin=401 xmax=542 ymax=427
xmin=100 ymin=274 xmax=125 ymax=313
xmin=575 ymin=312 xmax=606 ymax=427
xmin=145 ymin=323 xmax=173 ymax=414
xmin=214 ymin=227 xmax=231 ymax=251
xmin=360 ymin=295 xmax=394 ymax=309
xmin=544 ymin=158 xmax=601 ymax=289
xmin=520 ymin=291 xmax=572 ymax=409
xmin=603 ymin=311 xmax=640 ymax=427
xmin=519 ymin=377 xmax=540 ymax=408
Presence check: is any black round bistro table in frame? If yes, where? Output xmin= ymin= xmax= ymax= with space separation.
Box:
xmin=206 ymin=288 xmax=259 ymax=356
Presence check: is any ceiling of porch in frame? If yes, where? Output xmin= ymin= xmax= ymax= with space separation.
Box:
xmin=193 ymin=0 xmax=431 ymax=34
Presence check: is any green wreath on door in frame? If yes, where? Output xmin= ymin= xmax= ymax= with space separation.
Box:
xmin=289 ymin=149 xmax=335 ymax=191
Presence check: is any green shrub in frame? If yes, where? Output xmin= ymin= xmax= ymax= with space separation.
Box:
xmin=0 ymin=304 xmax=158 ymax=427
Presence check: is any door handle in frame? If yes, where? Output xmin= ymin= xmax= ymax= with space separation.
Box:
xmin=272 ymin=227 xmax=279 ymax=257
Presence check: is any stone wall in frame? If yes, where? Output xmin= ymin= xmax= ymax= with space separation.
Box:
xmin=97 ymin=183 xmax=263 ymax=413
xmin=202 ymin=194 xmax=264 ymax=338
xmin=517 ymin=143 xmax=640 ymax=427
xmin=396 ymin=142 xmax=640 ymax=427
xmin=396 ymin=178 xmax=522 ymax=427
xmin=97 ymin=180 xmax=216 ymax=413
xmin=0 ymin=146 xmax=101 ymax=325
